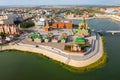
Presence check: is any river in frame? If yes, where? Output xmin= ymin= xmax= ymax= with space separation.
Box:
xmin=0 ymin=19 xmax=120 ymax=80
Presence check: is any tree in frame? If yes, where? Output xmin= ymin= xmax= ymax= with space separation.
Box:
xmin=14 ymin=21 xmax=22 ymax=25
xmin=0 ymin=32 xmax=7 ymax=37
xmin=20 ymin=21 xmax=35 ymax=28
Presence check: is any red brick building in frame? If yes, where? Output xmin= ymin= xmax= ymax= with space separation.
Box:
xmin=52 ymin=20 xmax=73 ymax=29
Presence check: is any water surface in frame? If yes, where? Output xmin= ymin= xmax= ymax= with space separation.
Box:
xmin=0 ymin=19 xmax=120 ymax=80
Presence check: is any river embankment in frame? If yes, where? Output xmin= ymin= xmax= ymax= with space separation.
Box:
xmin=0 ymin=34 xmax=106 ymax=72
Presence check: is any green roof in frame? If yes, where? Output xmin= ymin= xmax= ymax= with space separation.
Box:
xmin=82 ymin=18 xmax=86 ymax=23
xmin=61 ymin=38 xmax=65 ymax=40
xmin=28 ymin=33 xmax=42 ymax=39
xmin=37 ymin=36 xmax=42 ymax=39
xmin=75 ymin=37 xmax=85 ymax=43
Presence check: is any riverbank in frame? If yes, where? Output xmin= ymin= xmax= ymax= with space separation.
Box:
xmin=60 ymin=36 xmax=107 ymax=72
xmin=0 ymin=33 xmax=106 ymax=72
xmin=95 ymin=14 xmax=120 ymax=22
xmin=65 ymin=14 xmax=120 ymax=22
xmin=0 ymin=32 xmax=103 ymax=67
xmin=0 ymin=35 xmax=106 ymax=73
xmin=64 ymin=16 xmax=95 ymax=20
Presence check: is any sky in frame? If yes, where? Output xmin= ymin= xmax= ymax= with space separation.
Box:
xmin=0 ymin=0 xmax=120 ymax=6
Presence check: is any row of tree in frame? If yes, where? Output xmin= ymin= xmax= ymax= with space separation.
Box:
xmin=20 ymin=21 xmax=35 ymax=28
xmin=65 ymin=8 xmax=104 ymax=16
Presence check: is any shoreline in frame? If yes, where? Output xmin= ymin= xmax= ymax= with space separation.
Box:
xmin=0 ymin=35 xmax=106 ymax=72
xmin=64 ymin=16 xmax=95 ymax=20
xmin=64 ymin=14 xmax=120 ymax=22
xmin=0 ymin=32 xmax=106 ymax=72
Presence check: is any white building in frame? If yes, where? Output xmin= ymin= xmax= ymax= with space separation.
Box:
xmin=0 ymin=14 xmax=14 ymax=24
xmin=34 ymin=18 xmax=46 ymax=26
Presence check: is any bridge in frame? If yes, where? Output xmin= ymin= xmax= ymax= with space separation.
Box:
xmin=106 ymin=30 xmax=120 ymax=35
xmin=97 ymin=30 xmax=120 ymax=35
xmin=106 ymin=30 xmax=120 ymax=33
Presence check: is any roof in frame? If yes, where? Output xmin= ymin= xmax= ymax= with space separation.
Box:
xmin=37 ymin=36 xmax=42 ymax=39
xmin=29 ymin=33 xmax=42 ymax=39
xmin=81 ymin=18 xmax=86 ymax=23
xmin=61 ymin=38 xmax=65 ymax=40
xmin=75 ymin=37 xmax=85 ymax=43
xmin=39 ymin=18 xmax=45 ymax=21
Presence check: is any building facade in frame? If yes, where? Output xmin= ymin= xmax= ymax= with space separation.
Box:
xmin=0 ymin=24 xmax=19 ymax=35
